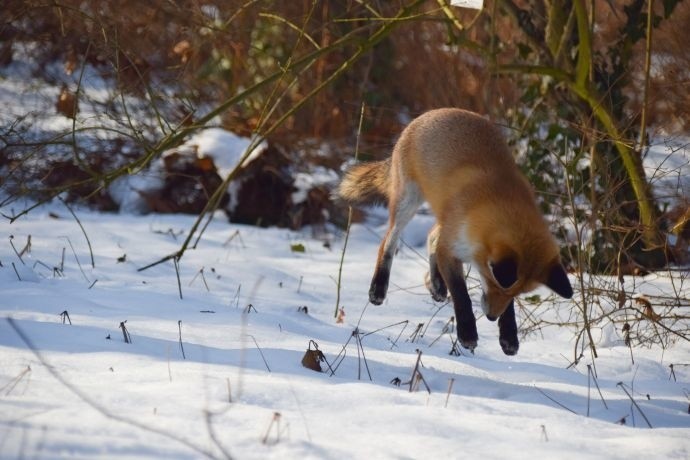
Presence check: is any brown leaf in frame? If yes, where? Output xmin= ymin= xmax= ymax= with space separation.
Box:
xmin=56 ymin=85 xmax=78 ymax=119
xmin=635 ymin=296 xmax=661 ymax=321
xmin=336 ymin=307 xmax=345 ymax=324
xmin=195 ymin=156 xmax=216 ymax=173
xmin=301 ymin=349 xmax=324 ymax=372
xmin=172 ymin=40 xmax=192 ymax=63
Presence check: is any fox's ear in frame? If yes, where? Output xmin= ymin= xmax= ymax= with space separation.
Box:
xmin=490 ymin=257 xmax=518 ymax=289
xmin=545 ymin=263 xmax=573 ymax=299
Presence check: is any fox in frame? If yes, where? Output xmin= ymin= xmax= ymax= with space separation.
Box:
xmin=337 ymin=108 xmax=573 ymax=355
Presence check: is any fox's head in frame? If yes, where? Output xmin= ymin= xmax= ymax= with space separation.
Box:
xmin=476 ymin=248 xmax=573 ymax=321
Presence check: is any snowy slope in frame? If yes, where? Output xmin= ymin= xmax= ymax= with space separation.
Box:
xmin=1 ymin=204 xmax=688 ymax=460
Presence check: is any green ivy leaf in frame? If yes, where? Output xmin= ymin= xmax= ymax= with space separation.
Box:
xmin=525 ymin=294 xmax=542 ymax=304
xmin=290 ymin=243 xmax=306 ymax=253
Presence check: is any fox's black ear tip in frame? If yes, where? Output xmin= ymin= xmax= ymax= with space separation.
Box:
xmin=490 ymin=257 xmax=518 ymax=289
xmin=562 ymin=284 xmax=574 ymax=299
xmin=546 ymin=263 xmax=573 ymax=299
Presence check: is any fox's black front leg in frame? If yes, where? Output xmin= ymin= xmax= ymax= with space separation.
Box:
xmin=435 ymin=235 xmax=477 ymax=351
xmin=435 ymin=254 xmax=477 ymax=350
xmin=449 ymin=275 xmax=478 ymax=351
xmin=498 ymin=299 xmax=519 ymax=356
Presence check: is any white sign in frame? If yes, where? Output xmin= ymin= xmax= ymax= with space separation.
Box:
xmin=450 ymin=0 xmax=484 ymax=9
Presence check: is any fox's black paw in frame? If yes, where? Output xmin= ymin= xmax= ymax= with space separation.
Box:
xmin=460 ymin=337 xmax=478 ymax=352
xmin=424 ymin=271 xmax=448 ymax=302
xmin=457 ymin=321 xmax=478 ymax=352
xmin=499 ymin=337 xmax=519 ymax=356
xmin=369 ymin=269 xmax=390 ymax=305
xmin=369 ymin=290 xmax=385 ymax=305
xmin=368 ymin=281 xmax=387 ymax=306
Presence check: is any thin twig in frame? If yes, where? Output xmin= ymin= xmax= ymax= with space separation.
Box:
xmin=59 ymin=247 xmax=65 ymax=272
xmin=11 ymin=262 xmax=21 ymax=281
xmin=534 ymin=385 xmax=577 ymax=414
xmin=421 ymin=303 xmax=450 ymax=338
xmin=174 ymin=257 xmax=183 ymax=300
xmin=408 ymin=323 xmax=424 ymax=343
xmin=231 ymin=285 xmax=241 ymax=309
xmin=246 ymin=335 xmax=271 ymax=372
xmin=261 ymin=412 xmax=282 ymax=445
xmin=178 ymin=320 xmax=186 ymax=360
xmin=120 ymin=321 xmax=131 ymax=344
xmin=9 ymin=236 xmax=24 ymax=265
xmin=445 ymin=378 xmax=455 ymax=408
xmin=60 ymin=197 xmax=95 ymax=268
xmin=355 ymin=330 xmax=373 ymax=381
xmin=637 ymin=0 xmax=654 ymax=150
xmin=18 ymin=235 xmax=31 ymax=257
xmin=60 ymin=310 xmax=72 ymax=325
xmin=60 ymin=236 xmax=90 ymax=283
xmin=334 ymin=101 xmax=365 ymax=318
xmin=1 ymin=365 xmax=31 ymax=396
xmin=617 ymin=382 xmax=653 ymax=428
xmin=409 ymin=350 xmax=423 ymax=393
xmin=361 ymin=320 xmax=410 ymax=338
xmin=189 ymin=267 xmax=210 ymax=291
xmin=428 ymin=317 xmax=455 ymax=347
xmin=167 ymin=346 xmax=172 ymax=383
xmin=390 ymin=321 xmax=409 ymax=349
xmin=330 ymin=332 xmax=355 ymax=376
xmin=588 ymin=364 xmax=608 ymax=410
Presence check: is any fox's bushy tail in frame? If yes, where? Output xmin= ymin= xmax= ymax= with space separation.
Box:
xmin=337 ymin=158 xmax=391 ymax=206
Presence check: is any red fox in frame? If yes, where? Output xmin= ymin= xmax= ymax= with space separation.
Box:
xmin=338 ymin=108 xmax=572 ymax=355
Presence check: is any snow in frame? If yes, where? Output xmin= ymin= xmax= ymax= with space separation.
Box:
xmin=644 ymin=137 xmax=690 ymax=207
xmin=292 ymin=167 xmax=339 ymax=204
xmin=173 ymin=128 xmax=267 ymax=179
xmin=1 ymin=45 xmax=689 ymax=456
xmin=450 ymin=0 xmax=485 ymax=10
xmin=106 ymin=127 xmax=267 ymax=214
xmin=1 ymin=202 xmax=689 ymax=459
xmin=108 ymin=170 xmax=166 ymax=214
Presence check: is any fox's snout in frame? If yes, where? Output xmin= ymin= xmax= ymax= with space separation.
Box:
xmin=481 ymin=291 xmax=512 ymax=321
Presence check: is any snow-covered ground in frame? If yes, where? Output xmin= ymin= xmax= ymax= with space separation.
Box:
xmin=2 ymin=17 xmax=689 ymax=460
xmin=1 ymin=202 xmax=688 ymax=459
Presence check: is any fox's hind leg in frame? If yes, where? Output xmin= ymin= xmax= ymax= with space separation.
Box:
xmin=498 ymin=300 xmax=519 ymax=355
xmin=425 ymin=223 xmax=448 ymax=302
xmin=369 ymin=183 xmax=422 ymax=305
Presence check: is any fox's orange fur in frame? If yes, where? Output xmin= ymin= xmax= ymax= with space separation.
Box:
xmin=338 ymin=108 xmax=572 ymax=355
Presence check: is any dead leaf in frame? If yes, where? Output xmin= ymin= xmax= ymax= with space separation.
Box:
xmin=56 ymin=85 xmax=78 ymax=119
